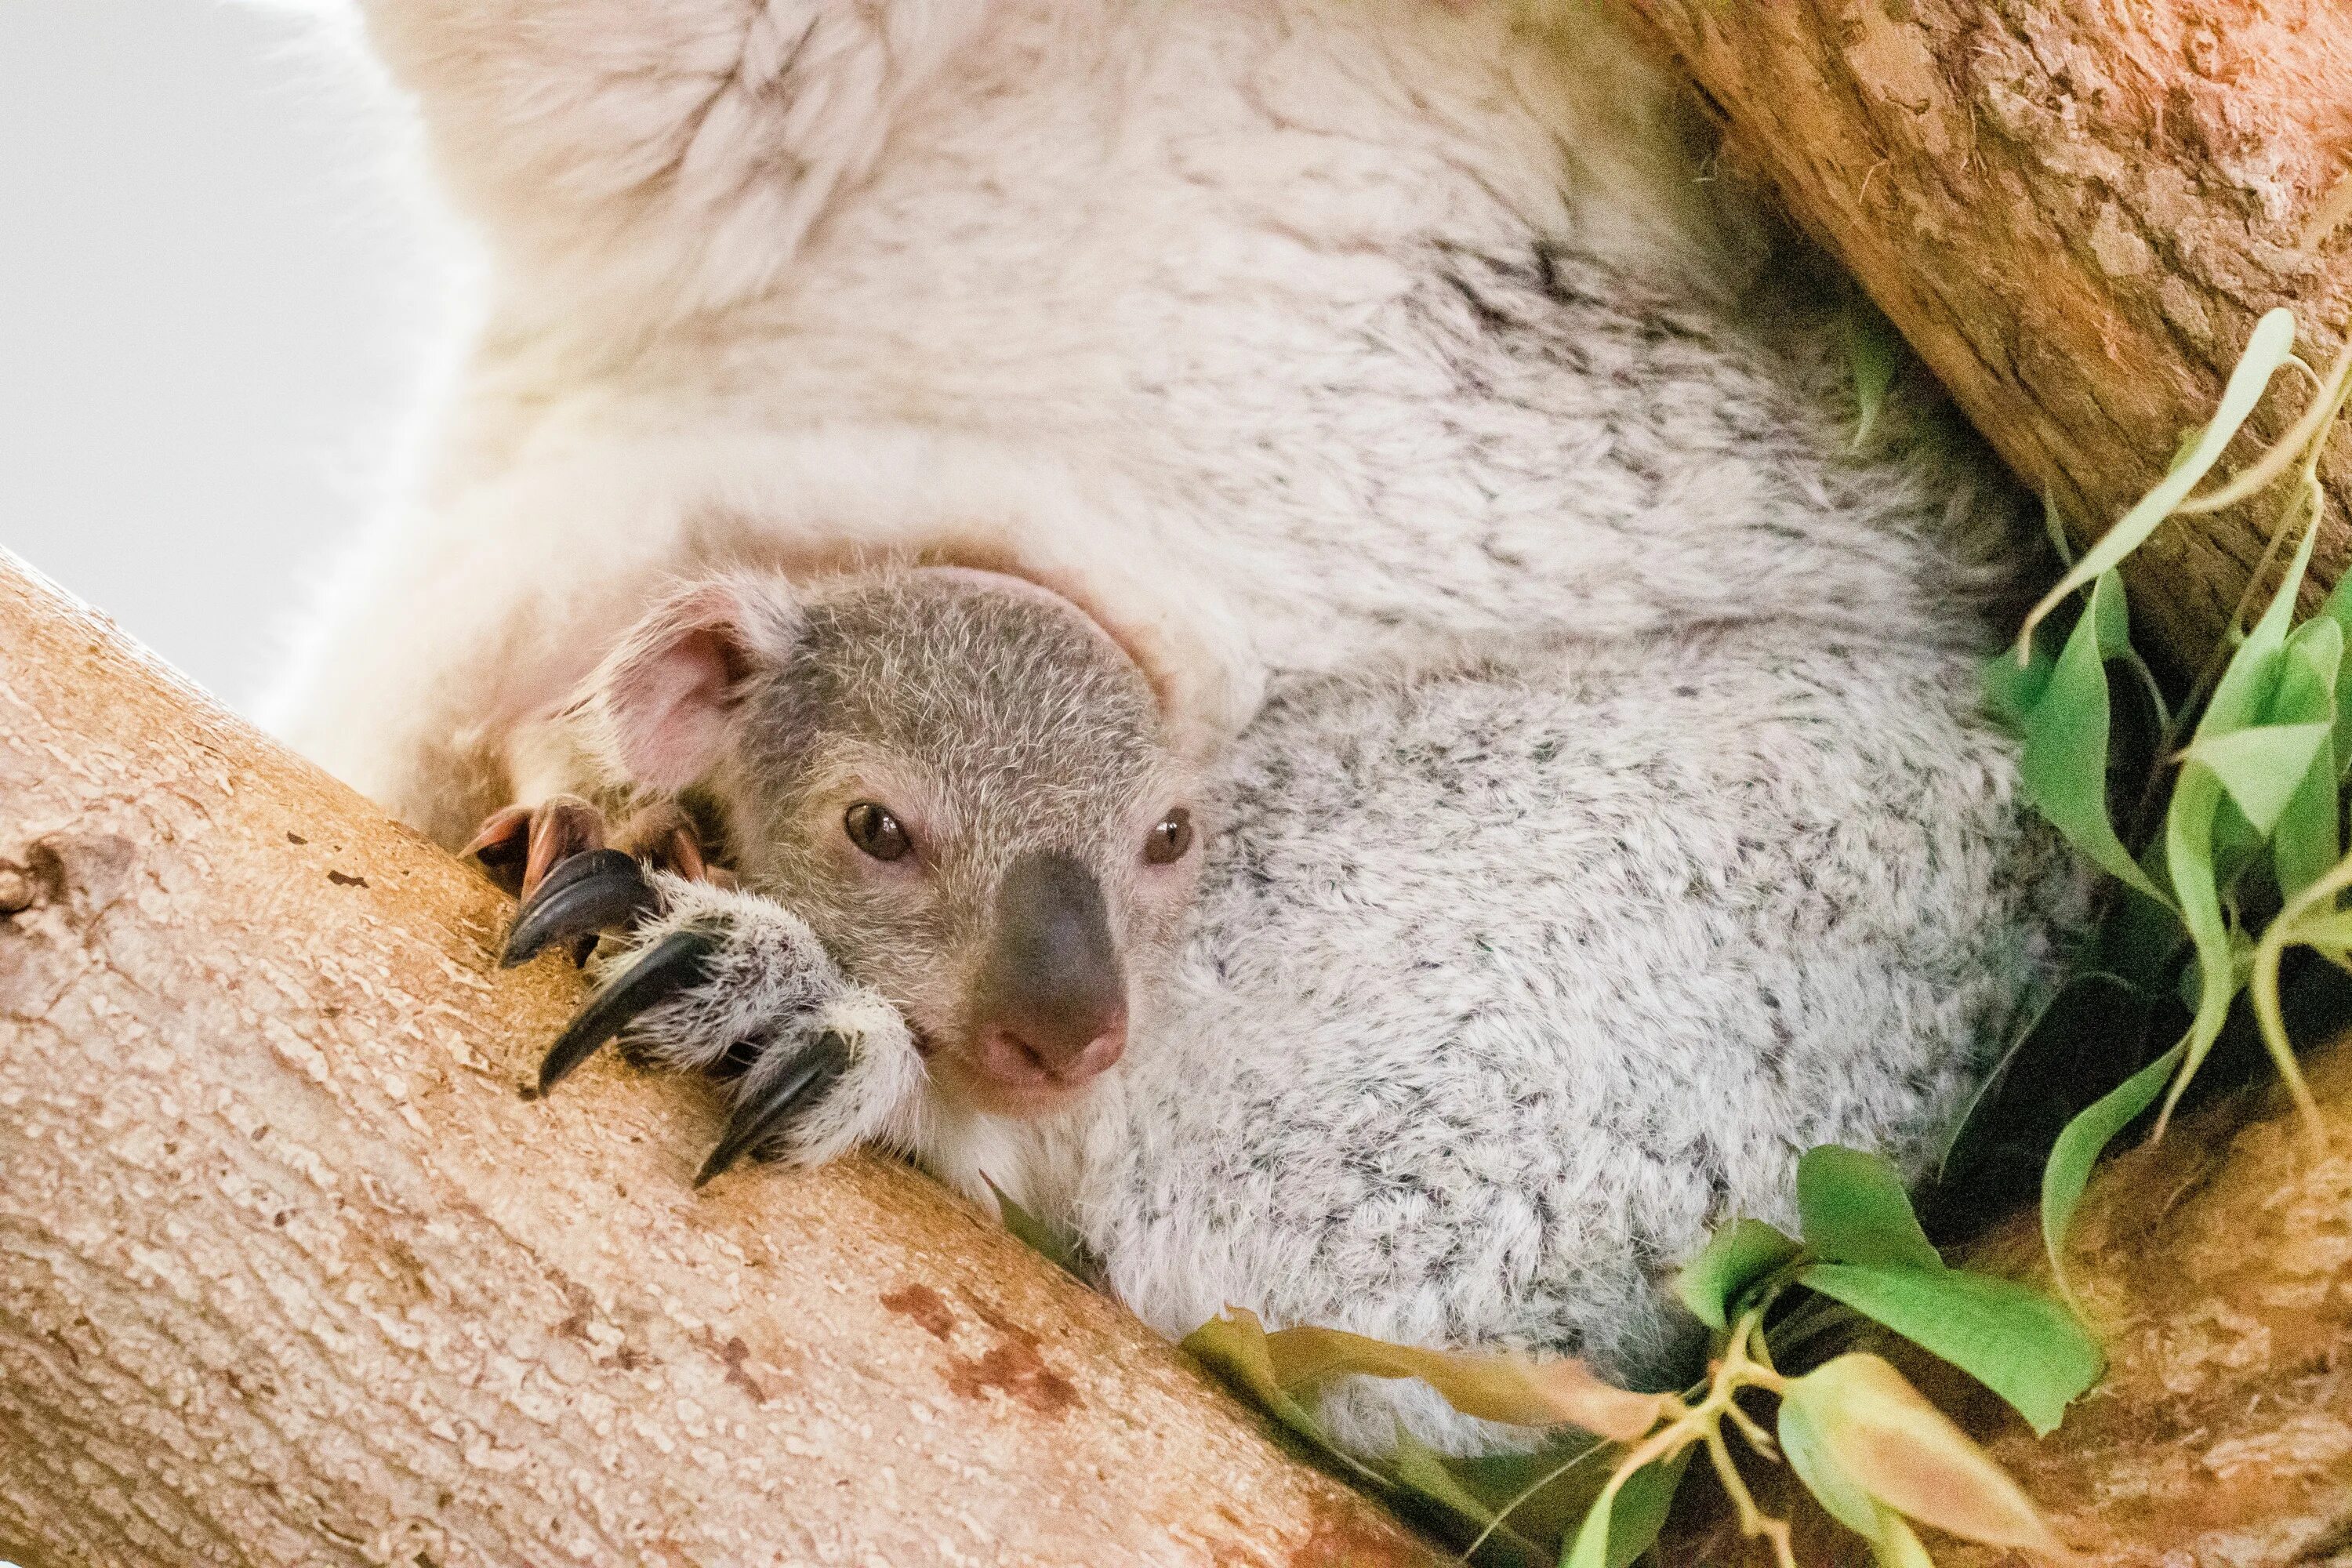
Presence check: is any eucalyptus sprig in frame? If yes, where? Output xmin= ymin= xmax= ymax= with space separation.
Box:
xmin=1987 ymin=307 xmax=2352 ymax=1294
xmin=1178 ymin=1146 xmax=2096 ymax=1566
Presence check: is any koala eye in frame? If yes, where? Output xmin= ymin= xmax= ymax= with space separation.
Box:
xmin=844 ymin=801 xmax=913 ymax=862
xmin=1143 ymin=807 xmax=1195 ymax=866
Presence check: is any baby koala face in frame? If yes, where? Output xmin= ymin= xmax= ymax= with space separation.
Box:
xmin=583 ymin=567 xmax=1203 ymax=1118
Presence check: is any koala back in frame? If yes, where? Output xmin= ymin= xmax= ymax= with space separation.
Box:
xmin=1072 ymin=618 xmax=2087 ymax=1454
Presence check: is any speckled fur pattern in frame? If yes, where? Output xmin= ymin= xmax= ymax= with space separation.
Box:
xmin=266 ymin=0 xmax=2089 ymax=1455
xmin=1076 ymin=625 xmax=2081 ymax=1451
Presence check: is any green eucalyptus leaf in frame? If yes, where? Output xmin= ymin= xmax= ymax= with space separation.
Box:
xmin=1981 ymin=643 xmax=2055 ymax=731
xmin=1674 ymin=1218 xmax=1801 ymax=1331
xmin=2313 ymin=572 xmax=2352 ymax=778
xmin=1597 ymin=1449 xmax=1690 ymax=1568
xmin=2015 ymin=308 xmax=2298 ymax=652
xmin=2015 ymin=572 xmax=2171 ymax=905
xmin=1559 ymin=1483 xmax=1614 ymax=1568
xmin=1556 ymin=1449 xmax=1692 ymax=1568
xmin=2162 ymin=764 xmax=2244 ymax=1130
xmin=1795 ymin=1145 xmax=1941 ymax=1272
xmin=1938 ymin=970 xmax=2147 ymax=1185
xmin=2039 ymin=490 xmax=2077 ymax=566
xmin=2269 ymin=619 xmax=2343 ymax=898
xmin=984 ymin=1176 xmax=1098 ymax=1284
xmin=2191 ymin=486 xmax=2321 ymax=747
xmin=1388 ymin=1427 xmax=1501 ymax=1525
xmin=2042 ymin=1043 xmax=2187 ymax=1293
xmin=1796 ymin=1264 xmax=2103 ymax=1436
xmin=1845 ymin=299 xmax=1900 ymax=447
xmin=2178 ymin=722 xmax=2332 ymax=835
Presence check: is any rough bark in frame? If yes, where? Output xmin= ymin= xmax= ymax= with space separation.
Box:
xmin=1621 ymin=0 xmax=2352 ymax=671
xmin=0 ymin=550 xmax=1439 ymax=1568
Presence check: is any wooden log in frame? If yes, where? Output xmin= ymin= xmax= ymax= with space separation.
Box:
xmin=1620 ymin=0 xmax=2352 ymax=670
xmin=0 ymin=550 xmax=1439 ymax=1568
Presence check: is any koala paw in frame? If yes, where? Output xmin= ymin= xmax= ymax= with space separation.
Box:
xmin=505 ymin=854 xmax=924 ymax=1181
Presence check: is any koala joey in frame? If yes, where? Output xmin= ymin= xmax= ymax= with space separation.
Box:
xmin=490 ymin=560 xmax=2077 ymax=1460
xmin=484 ymin=566 xmax=1203 ymax=1181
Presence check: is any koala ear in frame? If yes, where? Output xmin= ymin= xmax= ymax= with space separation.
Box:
xmin=576 ymin=576 xmax=802 ymax=793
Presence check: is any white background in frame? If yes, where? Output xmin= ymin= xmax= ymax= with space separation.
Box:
xmin=1 ymin=2 xmax=430 ymax=710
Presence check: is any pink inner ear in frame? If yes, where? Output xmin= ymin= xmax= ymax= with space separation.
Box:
xmin=606 ymin=624 xmax=746 ymax=793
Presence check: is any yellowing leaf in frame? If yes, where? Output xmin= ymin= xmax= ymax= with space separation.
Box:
xmin=1871 ymin=1514 xmax=1938 ymax=1568
xmin=1252 ymin=1316 xmax=1667 ymax=1442
xmin=1182 ymin=1308 xmax=1363 ymax=1461
xmin=1778 ymin=1379 xmax=1882 ymax=1538
xmin=1183 ymin=1310 xmax=1548 ymax=1557
xmin=1794 ymin=1354 xmax=2069 ymax=1559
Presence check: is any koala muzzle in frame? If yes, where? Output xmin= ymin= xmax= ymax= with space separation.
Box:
xmin=968 ymin=850 xmax=1129 ymax=1100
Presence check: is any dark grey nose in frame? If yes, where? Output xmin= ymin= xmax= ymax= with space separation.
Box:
xmin=969 ymin=851 xmax=1128 ymax=1091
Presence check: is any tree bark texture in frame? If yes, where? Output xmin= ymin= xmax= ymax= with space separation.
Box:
xmin=1620 ymin=0 xmax=2352 ymax=672
xmin=0 ymin=551 xmax=1440 ymax=1568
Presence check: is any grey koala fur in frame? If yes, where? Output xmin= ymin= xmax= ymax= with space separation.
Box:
xmin=276 ymin=0 xmax=2092 ymax=1460
xmin=536 ymin=546 xmax=2076 ymax=1461
xmin=528 ymin=567 xmax=1205 ymax=1171
xmin=1092 ymin=621 xmax=2079 ymax=1454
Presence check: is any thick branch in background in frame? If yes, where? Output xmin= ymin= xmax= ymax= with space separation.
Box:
xmin=0 ymin=551 xmax=1439 ymax=1568
xmin=1622 ymin=0 xmax=2352 ymax=671
xmin=1932 ymin=1040 xmax=2352 ymax=1566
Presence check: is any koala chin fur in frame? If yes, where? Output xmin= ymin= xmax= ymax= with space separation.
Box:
xmin=267 ymin=0 xmax=2086 ymax=1454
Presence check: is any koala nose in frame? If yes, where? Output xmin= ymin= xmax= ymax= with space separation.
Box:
xmin=972 ymin=1012 xmax=1129 ymax=1090
xmin=969 ymin=851 xmax=1129 ymax=1098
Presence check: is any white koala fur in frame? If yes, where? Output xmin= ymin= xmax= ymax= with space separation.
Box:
xmin=268 ymin=0 xmax=2080 ymax=1451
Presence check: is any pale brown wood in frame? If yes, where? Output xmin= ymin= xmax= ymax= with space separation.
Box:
xmin=0 ymin=550 xmax=1439 ymax=1568
xmin=1621 ymin=0 xmax=2352 ymax=671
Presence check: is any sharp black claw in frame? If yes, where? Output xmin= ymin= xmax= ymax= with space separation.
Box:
xmin=537 ymin=927 xmax=719 ymax=1093
xmin=695 ymin=1031 xmax=854 ymax=1188
xmin=503 ymin=849 xmax=655 ymax=968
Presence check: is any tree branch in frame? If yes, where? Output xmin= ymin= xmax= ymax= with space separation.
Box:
xmin=0 ymin=551 xmax=1437 ymax=1568
xmin=1622 ymin=0 xmax=2352 ymax=671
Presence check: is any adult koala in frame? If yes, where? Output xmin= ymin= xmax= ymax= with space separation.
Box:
xmin=270 ymin=0 xmax=2078 ymax=1451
